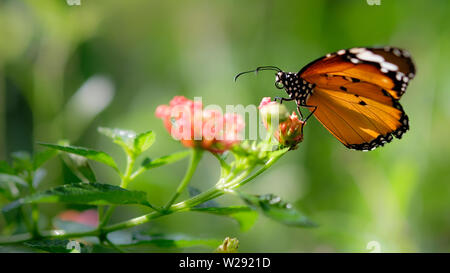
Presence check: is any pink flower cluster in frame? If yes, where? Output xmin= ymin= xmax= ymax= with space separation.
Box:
xmin=156 ymin=96 xmax=244 ymax=153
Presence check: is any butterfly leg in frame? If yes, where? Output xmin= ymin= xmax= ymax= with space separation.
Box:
xmin=298 ymin=104 xmax=317 ymax=123
xmin=296 ymin=105 xmax=304 ymax=120
xmin=296 ymin=104 xmax=318 ymax=133
xmin=274 ymin=96 xmax=294 ymax=104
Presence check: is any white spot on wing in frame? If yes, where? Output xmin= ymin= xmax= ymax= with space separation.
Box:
xmin=381 ymin=62 xmax=399 ymax=71
xmin=356 ymin=50 xmax=384 ymax=63
xmin=349 ymin=48 xmax=364 ymax=54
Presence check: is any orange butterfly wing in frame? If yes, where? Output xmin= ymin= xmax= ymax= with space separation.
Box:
xmin=300 ymin=47 xmax=415 ymax=99
xmin=299 ymin=47 xmax=415 ymax=151
xmin=306 ymin=87 xmax=408 ymax=150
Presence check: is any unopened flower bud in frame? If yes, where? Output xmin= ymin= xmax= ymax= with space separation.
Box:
xmin=258 ymin=97 xmax=305 ymax=149
xmin=258 ymin=97 xmax=289 ymax=129
xmin=275 ymin=112 xmax=305 ymax=149
xmin=215 ymin=237 xmax=239 ymax=253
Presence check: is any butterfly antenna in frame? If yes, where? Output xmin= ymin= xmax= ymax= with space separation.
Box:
xmin=234 ymin=66 xmax=283 ymax=81
xmin=234 ymin=69 xmax=258 ymax=81
xmin=255 ymin=66 xmax=282 ymax=72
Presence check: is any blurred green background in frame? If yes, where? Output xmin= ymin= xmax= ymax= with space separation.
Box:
xmin=0 ymin=0 xmax=449 ymax=252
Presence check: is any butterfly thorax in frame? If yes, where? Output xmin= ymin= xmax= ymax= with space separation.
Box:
xmin=275 ymin=71 xmax=315 ymax=105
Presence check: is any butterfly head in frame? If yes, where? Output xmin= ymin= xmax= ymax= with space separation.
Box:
xmin=275 ymin=71 xmax=300 ymax=91
xmin=235 ymin=66 xmax=305 ymax=95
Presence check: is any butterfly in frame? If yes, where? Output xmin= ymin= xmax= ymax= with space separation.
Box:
xmin=235 ymin=47 xmax=416 ymax=151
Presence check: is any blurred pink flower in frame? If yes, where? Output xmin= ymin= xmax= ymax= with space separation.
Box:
xmin=58 ymin=209 xmax=98 ymax=227
xmin=156 ymin=96 xmax=244 ymax=153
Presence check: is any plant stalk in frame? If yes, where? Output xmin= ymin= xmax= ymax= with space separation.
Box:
xmin=98 ymin=153 xmax=136 ymax=230
xmin=0 ymin=150 xmax=287 ymax=245
xmin=163 ymin=148 xmax=203 ymax=210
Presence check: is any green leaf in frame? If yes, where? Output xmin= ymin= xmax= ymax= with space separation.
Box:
xmin=1 ymin=205 xmax=23 ymax=228
xmin=98 ymin=127 xmax=155 ymax=157
xmin=33 ymin=149 xmax=58 ymax=170
xmin=61 ymin=159 xmax=83 ymax=184
xmin=0 ymin=176 xmax=28 ymax=223
xmin=0 ymin=245 xmax=44 ymax=253
xmin=98 ymin=127 xmax=136 ymax=152
xmin=0 ymin=174 xmax=28 ymax=187
xmin=0 ymin=174 xmax=28 ymax=200
xmin=0 ymin=186 xmax=15 ymax=200
xmin=238 ymin=192 xmax=317 ymax=228
xmin=38 ymin=143 xmax=119 ymax=173
xmin=32 ymin=169 xmax=47 ymax=188
xmin=116 ymin=233 xmax=221 ymax=249
xmin=142 ymin=150 xmax=190 ymax=170
xmin=191 ymin=206 xmax=258 ymax=232
xmin=0 ymin=160 xmax=14 ymax=174
xmin=2 ymin=183 xmax=152 ymax=212
xmin=134 ymin=131 xmax=155 ymax=154
xmin=11 ymin=151 xmax=33 ymax=174
xmin=62 ymin=154 xmax=97 ymax=183
xmin=24 ymin=239 xmax=91 ymax=253
xmin=98 ymin=127 xmax=156 ymax=156
xmin=0 ymin=178 xmax=24 ymax=200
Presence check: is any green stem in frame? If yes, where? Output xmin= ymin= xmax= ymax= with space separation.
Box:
xmin=31 ymin=204 xmax=40 ymax=237
xmin=163 ymin=148 xmax=203 ymax=210
xmin=120 ymin=154 xmax=136 ymax=189
xmin=98 ymin=205 xmax=116 ymax=229
xmin=0 ymin=233 xmax=33 ymax=244
xmin=105 ymin=166 xmax=258 ymax=234
xmin=98 ymin=206 xmax=104 ymax=223
xmin=26 ymin=171 xmax=40 ymax=238
xmin=98 ymin=153 xmax=136 ymax=230
xmin=129 ymin=167 xmax=145 ymax=181
xmin=0 ymin=68 xmax=5 ymax=160
xmin=104 ymin=237 xmax=126 ymax=253
xmin=0 ymin=228 xmax=100 ymax=245
xmin=0 ymin=150 xmax=288 ymax=245
xmin=0 ymin=172 xmax=240 ymax=244
xmin=227 ymin=151 xmax=286 ymax=189
xmin=43 ymin=228 xmax=100 ymax=239
xmin=20 ymin=206 xmax=33 ymax=233
xmin=102 ymin=186 xmax=223 ymax=234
